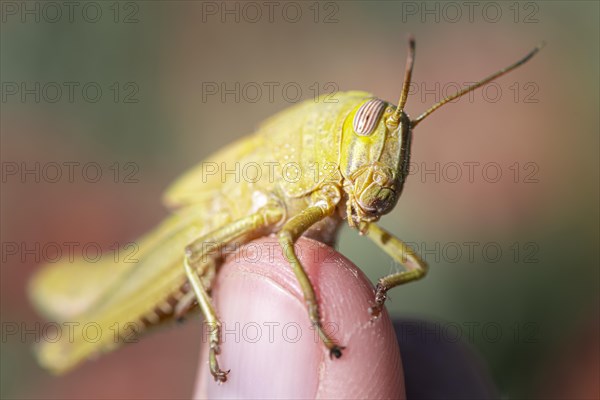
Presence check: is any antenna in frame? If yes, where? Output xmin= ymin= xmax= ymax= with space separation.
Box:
xmin=387 ymin=35 xmax=416 ymax=127
xmin=411 ymin=42 xmax=545 ymax=128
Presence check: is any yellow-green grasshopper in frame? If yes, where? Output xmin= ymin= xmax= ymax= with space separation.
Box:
xmin=29 ymin=38 xmax=542 ymax=382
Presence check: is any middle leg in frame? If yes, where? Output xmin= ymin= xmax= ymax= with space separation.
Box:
xmin=277 ymin=204 xmax=344 ymax=358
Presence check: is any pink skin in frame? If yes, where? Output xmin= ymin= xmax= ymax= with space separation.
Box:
xmin=194 ymin=236 xmax=404 ymax=399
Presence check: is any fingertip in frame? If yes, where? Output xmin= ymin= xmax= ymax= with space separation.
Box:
xmin=195 ymin=236 xmax=404 ymax=399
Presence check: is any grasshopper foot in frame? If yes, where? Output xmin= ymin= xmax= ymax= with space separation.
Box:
xmin=209 ymin=343 xmax=229 ymax=383
xmin=369 ymin=283 xmax=387 ymax=320
xmin=313 ymin=321 xmax=345 ymax=360
xmin=329 ymin=345 xmax=345 ymax=359
xmin=211 ymin=368 xmax=230 ymax=383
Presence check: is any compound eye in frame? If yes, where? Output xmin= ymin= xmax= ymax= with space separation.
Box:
xmin=353 ymin=98 xmax=386 ymax=136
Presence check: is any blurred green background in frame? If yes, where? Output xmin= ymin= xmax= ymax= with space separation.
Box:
xmin=1 ymin=1 xmax=598 ymax=398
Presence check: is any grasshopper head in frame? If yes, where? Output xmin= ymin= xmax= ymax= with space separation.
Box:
xmin=339 ymin=36 xmax=417 ymax=232
xmin=340 ymin=99 xmax=413 ymax=230
xmin=339 ymin=37 xmax=542 ymax=232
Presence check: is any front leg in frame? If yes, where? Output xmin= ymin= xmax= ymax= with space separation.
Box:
xmin=362 ymin=223 xmax=429 ymax=318
xmin=277 ymin=185 xmax=345 ymax=358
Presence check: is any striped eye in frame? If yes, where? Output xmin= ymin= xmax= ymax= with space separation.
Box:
xmin=353 ymin=98 xmax=386 ymax=136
